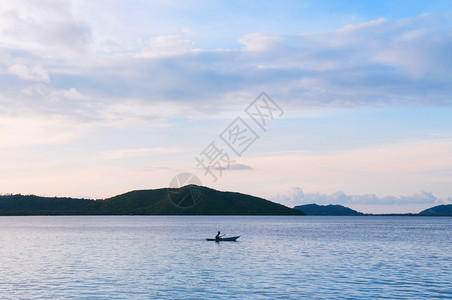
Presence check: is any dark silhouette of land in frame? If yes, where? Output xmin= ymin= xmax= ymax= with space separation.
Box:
xmin=419 ymin=205 xmax=452 ymax=216
xmin=1 ymin=186 xmax=450 ymax=216
xmin=294 ymin=203 xmax=452 ymax=216
xmin=0 ymin=185 xmax=304 ymax=216
xmin=294 ymin=203 xmax=363 ymax=216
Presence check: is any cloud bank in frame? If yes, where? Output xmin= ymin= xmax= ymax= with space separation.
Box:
xmin=273 ymin=186 xmax=451 ymax=209
xmin=1 ymin=6 xmax=451 ymax=125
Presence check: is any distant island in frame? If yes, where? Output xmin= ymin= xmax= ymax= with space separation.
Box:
xmin=419 ymin=205 xmax=452 ymax=216
xmin=0 ymin=185 xmax=304 ymax=216
xmin=294 ymin=203 xmax=452 ymax=216
xmin=294 ymin=204 xmax=363 ymax=216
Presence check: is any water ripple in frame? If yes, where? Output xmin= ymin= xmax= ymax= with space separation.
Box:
xmin=0 ymin=216 xmax=451 ymax=299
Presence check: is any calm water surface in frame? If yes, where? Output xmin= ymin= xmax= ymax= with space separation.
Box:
xmin=0 ymin=216 xmax=451 ymax=299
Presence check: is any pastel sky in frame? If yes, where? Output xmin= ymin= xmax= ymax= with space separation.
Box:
xmin=1 ymin=0 xmax=451 ymax=213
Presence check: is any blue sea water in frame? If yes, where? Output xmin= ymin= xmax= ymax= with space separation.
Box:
xmin=0 ymin=216 xmax=451 ymax=299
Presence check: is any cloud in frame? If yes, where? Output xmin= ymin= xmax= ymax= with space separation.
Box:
xmin=273 ymin=186 xmax=447 ymax=208
xmin=0 ymin=0 xmax=92 ymax=56
xmin=239 ymin=33 xmax=283 ymax=52
xmin=229 ymin=163 xmax=253 ymax=170
xmin=97 ymin=38 xmax=128 ymax=54
xmin=272 ymin=186 xmax=305 ymax=207
xmin=213 ymin=163 xmax=253 ymax=171
xmin=8 ymin=64 xmax=50 ymax=82
xmin=139 ymin=35 xmax=195 ymax=57
xmin=1 ymin=12 xmax=451 ymax=125
xmin=85 ymin=14 xmax=452 ymax=111
xmin=1 ymin=85 xmax=95 ymax=120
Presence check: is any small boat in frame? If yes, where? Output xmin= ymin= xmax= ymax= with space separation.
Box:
xmin=206 ymin=236 xmax=240 ymax=242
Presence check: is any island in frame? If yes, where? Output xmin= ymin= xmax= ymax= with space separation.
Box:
xmin=418 ymin=204 xmax=452 ymax=216
xmin=293 ymin=203 xmax=363 ymax=216
xmin=0 ymin=185 xmax=304 ymax=216
xmin=293 ymin=203 xmax=452 ymax=216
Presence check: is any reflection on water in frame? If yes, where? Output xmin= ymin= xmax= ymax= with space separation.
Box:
xmin=1 ymin=216 xmax=451 ymax=299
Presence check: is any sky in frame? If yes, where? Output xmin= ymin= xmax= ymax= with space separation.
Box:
xmin=0 ymin=0 xmax=451 ymax=213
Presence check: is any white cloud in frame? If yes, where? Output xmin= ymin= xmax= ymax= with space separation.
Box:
xmin=213 ymin=163 xmax=253 ymax=171
xmin=139 ymin=35 xmax=195 ymax=57
xmin=1 ymin=13 xmax=451 ymax=125
xmin=337 ymin=18 xmax=386 ymax=34
xmin=97 ymin=37 xmax=128 ymax=54
xmin=239 ymin=33 xmax=282 ymax=52
xmin=181 ymin=28 xmax=192 ymax=35
xmin=0 ymin=0 xmax=92 ymax=56
xmin=8 ymin=64 xmax=50 ymax=82
xmin=12 ymin=85 xmax=91 ymax=118
xmin=273 ymin=186 xmax=446 ymax=208
xmin=98 ymin=13 xmax=452 ymax=110
xmin=272 ymin=186 xmax=304 ymax=207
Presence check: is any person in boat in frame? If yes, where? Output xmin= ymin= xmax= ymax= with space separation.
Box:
xmin=215 ymin=231 xmax=221 ymax=240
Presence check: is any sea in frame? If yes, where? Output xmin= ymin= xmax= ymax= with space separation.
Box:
xmin=0 ymin=216 xmax=451 ymax=299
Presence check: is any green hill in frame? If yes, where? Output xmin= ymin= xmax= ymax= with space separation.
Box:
xmin=0 ymin=194 xmax=99 ymax=215
xmin=102 ymin=185 xmax=304 ymax=215
xmin=293 ymin=203 xmax=363 ymax=216
xmin=418 ymin=204 xmax=452 ymax=216
xmin=0 ymin=185 xmax=304 ymax=216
